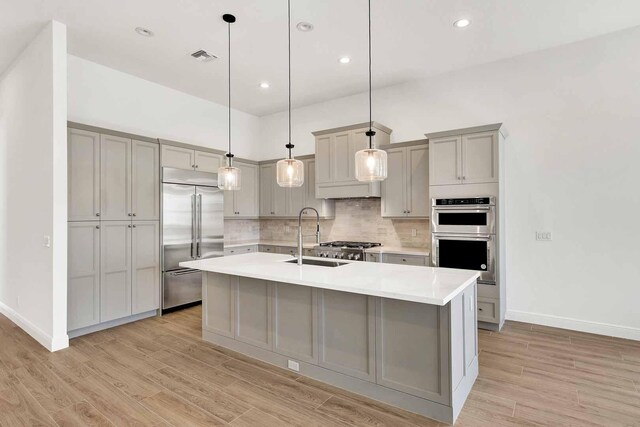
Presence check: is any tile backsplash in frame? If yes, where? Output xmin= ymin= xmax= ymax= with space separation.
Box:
xmin=225 ymin=219 xmax=261 ymax=241
xmin=258 ymin=199 xmax=430 ymax=248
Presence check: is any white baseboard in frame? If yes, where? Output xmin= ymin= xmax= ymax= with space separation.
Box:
xmin=506 ymin=309 xmax=640 ymax=341
xmin=0 ymin=301 xmax=69 ymax=351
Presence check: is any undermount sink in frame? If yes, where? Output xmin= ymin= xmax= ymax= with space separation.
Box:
xmin=285 ymin=258 xmax=347 ymax=267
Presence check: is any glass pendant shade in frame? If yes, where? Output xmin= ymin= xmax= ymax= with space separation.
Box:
xmin=355 ymin=148 xmax=388 ymax=182
xmin=217 ymin=165 xmax=242 ymax=190
xmin=276 ymin=157 xmax=304 ymax=187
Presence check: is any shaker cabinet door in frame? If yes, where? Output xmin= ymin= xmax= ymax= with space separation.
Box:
xmin=429 ymin=136 xmax=461 ymax=186
xmin=235 ymin=162 xmax=259 ymax=217
xmin=235 ymin=277 xmax=272 ymax=349
xmin=195 ymin=150 xmax=224 ymax=173
xmin=462 ymin=132 xmax=499 ymax=184
xmin=68 ymin=222 xmax=100 ymax=331
xmin=100 ymin=221 xmax=132 ymax=322
xmin=131 ymin=140 xmax=160 ymax=220
xmin=272 ymin=283 xmax=317 ymax=363
xmin=406 ymin=144 xmax=429 ymax=217
xmin=131 ymin=221 xmax=160 ymax=314
xmin=68 ymin=129 xmax=101 ymax=221
xmin=381 ymin=148 xmax=406 ymax=217
xmin=100 ymin=135 xmax=131 ymax=220
xmin=161 ymin=145 xmax=195 ymax=170
xmin=259 ymin=164 xmax=275 ymax=216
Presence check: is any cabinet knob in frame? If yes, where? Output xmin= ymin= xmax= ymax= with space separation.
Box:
xmin=95 ymin=225 xmax=100 ymax=229
xmin=402 ymin=258 xmax=407 ymax=262
xmin=195 ymin=165 xmax=199 ymax=168
xmin=132 ymin=213 xmax=136 ymax=217
xmin=128 ymin=213 xmax=132 ymax=217
xmin=462 ymin=176 xmax=466 ymax=180
xmin=128 ymin=225 xmax=131 ymax=228
xmin=95 ymin=213 xmax=100 ymax=217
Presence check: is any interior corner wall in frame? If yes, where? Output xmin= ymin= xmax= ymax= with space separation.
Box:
xmin=66 ymin=55 xmax=261 ymax=160
xmin=257 ymin=26 xmax=640 ymax=339
xmin=0 ymin=20 xmax=69 ymax=351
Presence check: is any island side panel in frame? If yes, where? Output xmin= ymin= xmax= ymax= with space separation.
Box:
xmin=202 ymin=272 xmax=236 ymax=338
xmin=449 ymin=281 xmax=479 ymax=422
xmin=272 ymin=282 xmax=318 ymax=363
xmin=235 ymin=277 xmax=272 ymax=350
xmin=375 ymin=298 xmax=451 ymax=405
xmin=318 ymin=290 xmax=376 ymax=382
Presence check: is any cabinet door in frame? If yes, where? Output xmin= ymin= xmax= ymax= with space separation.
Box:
xmin=259 ymin=164 xmax=274 ymax=216
xmin=161 ymin=145 xmax=195 ymax=170
xmin=273 ymin=283 xmax=317 ymax=363
xmin=382 ymin=253 xmax=428 ymax=266
xmin=195 ymin=150 xmax=224 ymax=173
xmin=429 ymin=136 xmax=461 ymax=186
xmin=203 ymin=273 xmax=236 ymax=337
xmin=68 ymin=129 xmax=100 ymax=221
xmin=131 ymin=221 xmax=160 ymax=314
xmin=235 ymin=277 xmax=272 ymax=349
xmin=315 ymin=136 xmax=332 ymax=183
xmin=381 ymin=148 xmax=406 ymax=217
xmin=100 ymin=221 xmax=132 ymax=322
xmin=318 ymin=290 xmax=376 ymax=381
xmin=223 ymin=190 xmax=236 ymax=218
xmin=304 ymin=159 xmax=334 ymax=218
xmin=406 ymin=145 xmax=429 ymax=217
xmin=235 ymin=162 xmax=259 ymax=217
xmin=332 ymin=132 xmax=352 ymax=182
xmin=100 ymin=134 xmax=131 ymax=220
xmin=272 ymin=174 xmax=287 ymax=217
xmin=462 ymin=131 xmax=499 ymax=184
xmin=131 ymin=140 xmax=160 ymax=220
xmin=286 ymin=186 xmax=305 ymax=217
xmin=68 ymin=222 xmax=100 ymax=331
xmin=376 ymin=298 xmax=450 ymax=404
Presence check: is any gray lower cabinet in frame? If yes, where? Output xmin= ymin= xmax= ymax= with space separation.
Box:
xmin=68 ymin=222 xmax=101 ymax=330
xmin=235 ymin=277 xmax=272 ymax=349
xmin=382 ymin=253 xmax=428 ymax=266
xmin=224 ymin=245 xmax=258 ymax=256
xmin=376 ymin=298 xmax=450 ymax=404
xmin=131 ymin=221 xmax=160 ymax=315
xmin=203 ymin=273 xmax=236 ymax=337
xmin=318 ymin=290 xmax=376 ymax=381
xmin=100 ymin=221 xmax=132 ymax=322
xmin=258 ymin=245 xmax=278 ymax=253
xmin=272 ymin=283 xmax=318 ymax=363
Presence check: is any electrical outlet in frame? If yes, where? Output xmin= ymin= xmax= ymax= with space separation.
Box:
xmin=411 ymin=229 xmax=417 ymax=237
xmin=285 ymin=226 xmax=290 ymax=233
xmin=536 ymin=231 xmax=552 ymax=241
xmin=43 ymin=235 xmax=51 ymax=247
xmin=287 ymin=360 xmax=300 ymax=372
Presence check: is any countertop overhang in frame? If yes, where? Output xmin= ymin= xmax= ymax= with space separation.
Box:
xmin=181 ymin=253 xmax=478 ymax=306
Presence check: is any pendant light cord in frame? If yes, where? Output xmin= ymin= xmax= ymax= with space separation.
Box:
xmin=228 ymin=20 xmax=232 ymax=166
xmin=367 ymin=0 xmax=374 ymax=150
xmin=287 ymin=0 xmax=293 ymax=159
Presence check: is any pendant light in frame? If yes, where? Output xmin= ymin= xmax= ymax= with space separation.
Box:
xmin=355 ymin=0 xmax=387 ymax=182
xmin=276 ymin=0 xmax=304 ymax=188
xmin=218 ymin=13 xmax=241 ymax=191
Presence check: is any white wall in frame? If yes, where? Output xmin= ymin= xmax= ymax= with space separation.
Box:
xmin=259 ymin=26 xmax=640 ymax=339
xmin=0 ymin=21 xmax=69 ymax=351
xmin=67 ymin=55 xmax=261 ymax=159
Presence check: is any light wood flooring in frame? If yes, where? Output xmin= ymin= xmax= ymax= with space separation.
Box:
xmin=1 ymin=306 xmax=639 ymax=426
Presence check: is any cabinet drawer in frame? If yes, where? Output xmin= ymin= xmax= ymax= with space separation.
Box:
xmin=365 ymin=253 xmax=380 ymax=263
xmin=477 ymin=298 xmax=498 ymax=323
xmin=224 ymin=245 xmax=257 ymax=256
xmin=276 ymin=246 xmax=297 ymax=256
xmin=382 ymin=254 xmax=427 ymax=266
xmin=258 ymin=245 xmax=278 ymax=253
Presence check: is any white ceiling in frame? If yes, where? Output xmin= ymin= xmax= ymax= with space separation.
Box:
xmin=3 ymin=0 xmax=640 ymax=116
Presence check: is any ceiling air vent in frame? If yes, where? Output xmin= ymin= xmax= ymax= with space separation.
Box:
xmin=191 ymin=50 xmax=217 ymax=62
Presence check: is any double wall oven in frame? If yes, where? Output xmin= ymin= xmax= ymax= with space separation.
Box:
xmin=432 ymin=197 xmax=496 ymax=285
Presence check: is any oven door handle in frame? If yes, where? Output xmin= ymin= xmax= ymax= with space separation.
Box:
xmin=433 ymin=206 xmax=492 ymax=212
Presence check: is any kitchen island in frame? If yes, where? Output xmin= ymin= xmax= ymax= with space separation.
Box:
xmin=181 ymin=253 xmax=479 ymax=424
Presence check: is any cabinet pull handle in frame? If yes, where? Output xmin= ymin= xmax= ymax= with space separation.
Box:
xmin=479 ymin=308 xmax=484 ymax=311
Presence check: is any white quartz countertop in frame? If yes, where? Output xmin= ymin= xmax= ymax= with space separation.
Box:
xmin=181 ymin=253 xmax=478 ymax=306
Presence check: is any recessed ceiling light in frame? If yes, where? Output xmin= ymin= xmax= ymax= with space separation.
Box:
xmin=339 ymin=56 xmax=351 ymax=64
xmin=191 ymin=49 xmax=217 ymax=62
xmin=296 ymin=22 xmax=314 ymax=32
xmin=135 ymin=27 xmax=154 ymax=37
xmin=259 ymin=82 xmax=270 ymax=89
xmin=453 ymin=18 xmax=471 ymax=28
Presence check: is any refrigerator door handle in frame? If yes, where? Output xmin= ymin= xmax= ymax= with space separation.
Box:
xmin=197 ymin=193 xmax=202 ymax=258
xmin=191 ymin=193 xmax=196 ymax=259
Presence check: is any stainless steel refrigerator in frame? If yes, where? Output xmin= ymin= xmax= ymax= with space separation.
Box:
xmin=161 ymin=167 xmax=223 ymax=312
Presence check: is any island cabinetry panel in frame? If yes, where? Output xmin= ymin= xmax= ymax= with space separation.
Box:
xmin=376 ymin=298 xmax=451 ymax=405
xmin=272 ymin=283 xmax=318 ymax=363
xmin=235 ymin=277 xmax=272 ymax=350
xmin=68 ymin=129 xmax=101 ymax=221
xmin=68 ymin=221 xmax=101 ymax=330
xmin=203 ymin=273 xmax=236 ymax=337
xmin=450 ymin=285 xmax=478 ymax=392
xmin=318 ymin=290 xmax=376 ymax=381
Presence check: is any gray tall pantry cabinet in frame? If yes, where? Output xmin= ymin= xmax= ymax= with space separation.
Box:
xmin=67 ymin=124 xmax=160 ymax=336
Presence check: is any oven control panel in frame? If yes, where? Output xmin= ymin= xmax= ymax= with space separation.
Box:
xmin=434 ymin=197 xmax=493 ymax=206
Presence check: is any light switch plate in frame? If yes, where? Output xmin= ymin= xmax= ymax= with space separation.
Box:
xmin=411 ymin=229 xmax=417 ymax=237
xmin=536 ymin=231 xmax=552 ymax=241
xmin=43 ymin=235 xmax=51 ymax=247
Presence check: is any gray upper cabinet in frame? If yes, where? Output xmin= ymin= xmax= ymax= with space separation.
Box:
xmin=100 ymin=134 xmax=131 ymax=221
xmin=161 ymin=144 xmax=224 ymax=172
xmin=68 ymin=129 xmax=101 ymax=221
xmin=259 ymin=163 xmax=287 ymax=217
xmin=131 ymin=221 xmax=160 ymax=315
xmin=429 ymin=131 xmax=498 ymax=186
xmin=272 ymin=283 xmax=318 ymax=363
xmin=318 ymin=290 xmax=376 ymax=381
xmin=224 ymin=161 xmax=259 ymax=219
xmin=313 ymin=123 xmax=392 ymax=199
xmin=68 ymin=221 xmax=101 ymax=331
xmin=100 ymin=221 xmax=132 ymax=322
xmin=131 ymin=140 xmax=160 ymax=220
xmin=302 ymin=159 xmax=335 ymax=219
xmin=381 ymin=143 xmax=429 ymax=218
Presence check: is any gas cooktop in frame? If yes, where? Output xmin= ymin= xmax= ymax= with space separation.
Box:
xmin=318 ymin=241 xmax=382 ymax=249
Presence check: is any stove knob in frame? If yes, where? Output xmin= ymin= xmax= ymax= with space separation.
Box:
xmin=337 ymin=253 xmax=344 ymax=259
xmin=353 ymin=254 xmax=361 ymax=261
xmin=347 ymin=253 xmax=354 ymax=260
